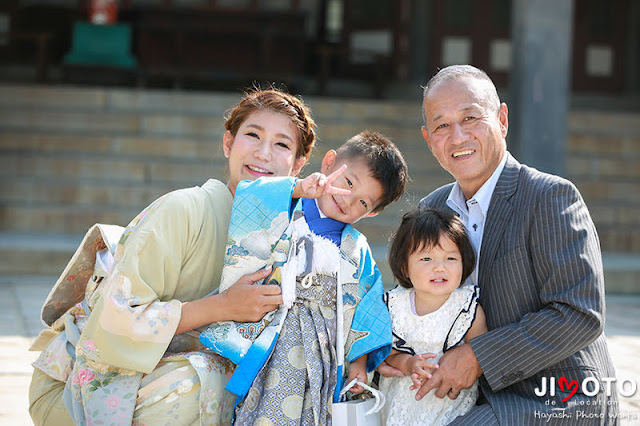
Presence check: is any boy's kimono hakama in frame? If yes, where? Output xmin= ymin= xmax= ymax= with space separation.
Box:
xmin=199 ymin=177 xmax=392 ymax=424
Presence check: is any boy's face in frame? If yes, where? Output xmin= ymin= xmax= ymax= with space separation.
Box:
xmin=316 ymin=151 xmax=383 ymax=224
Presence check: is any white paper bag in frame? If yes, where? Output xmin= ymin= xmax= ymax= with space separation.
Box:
xmin=332 ymin=379 xmax=384 ymax=426
xmin=332 ymin=398 xmax=381 ymax=426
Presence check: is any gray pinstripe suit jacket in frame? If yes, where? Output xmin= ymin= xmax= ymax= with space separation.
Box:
xmin=419 ymin=154 xmax=619 ymax=425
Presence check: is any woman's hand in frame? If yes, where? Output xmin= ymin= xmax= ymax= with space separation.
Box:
xmin=176 ymin=267 xmax=283 ymax=334
xmin=221 ymin=267 xmax=283 ymax=322
xmin=292 ymin=164 xmax=351 ymax=199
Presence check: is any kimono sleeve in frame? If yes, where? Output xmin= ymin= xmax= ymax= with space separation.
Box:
xmin=79 ymin=188 xmax=205 ymax=373
xmin=345 ymin=241 xmax=392 ymax=372
xmin=231 ymin=177 xmax=298 ymax=232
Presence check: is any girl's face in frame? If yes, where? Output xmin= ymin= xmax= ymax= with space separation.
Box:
xmin=407 ymin=233 xmax=463 ymax=306
xmin=223 ymin=109 xmax=307 ymax=195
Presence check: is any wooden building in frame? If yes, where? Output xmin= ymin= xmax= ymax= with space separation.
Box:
xmin=1 ymin=0 xmax=638 ymax=97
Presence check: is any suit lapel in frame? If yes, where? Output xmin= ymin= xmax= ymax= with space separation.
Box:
xmin=478 ymin=154 xmax=520 ymax=287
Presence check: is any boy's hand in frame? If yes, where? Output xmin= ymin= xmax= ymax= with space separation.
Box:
xmin=376 ymin=360 xmax=404 ymax=377
xmin=346 ymin=355 xmax=368 ymax=394
xmin=293 ymin=164 xmax=351 ymax=199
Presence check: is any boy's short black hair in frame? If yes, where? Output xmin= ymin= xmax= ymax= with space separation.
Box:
xmin=335 ymin=130 xmax=408 ymax=213
xmin=388 ymin=208 xmax=476 ymax=288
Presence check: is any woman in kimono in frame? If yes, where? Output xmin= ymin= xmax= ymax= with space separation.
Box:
xmin=28 ymin=87 xmax=318 ymax=425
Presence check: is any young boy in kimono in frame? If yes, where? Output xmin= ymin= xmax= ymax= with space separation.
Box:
xmin=200 ymin=130 xmax=408 ymax=424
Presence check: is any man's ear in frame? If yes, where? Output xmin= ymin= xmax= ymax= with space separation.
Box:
xmin=320 ymin=149 xmax=338 ymax=174
xmin=498 ymin=103 xmax=509 ymax=138
xmin=421 ymin=126 xmax=433 ymax=152
xmin=222 ymin=131 xmax=234 ymax=158
xmin=291 ymin=156 xmax=306 ymax=177
xmin=365 ymin=211 xmax=379 ymax=218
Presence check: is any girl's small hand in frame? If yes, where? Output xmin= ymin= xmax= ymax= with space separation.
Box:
xmin=293 ymin=164 xmax=351 ymax=199
xmin=410 ymin=373 xmax=424 ymax=390
xmin=407 ymin=353 xmax=439 ymax=390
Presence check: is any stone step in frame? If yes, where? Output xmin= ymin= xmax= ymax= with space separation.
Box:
xmin=0 ymin=84 xmax=423 ymax=125
xmin=0 ymin=153 xmax=226 ymax=186
xmin=0 ymin=178 xmax=183 ymax=209
xmin=0 ymin=108 xmax=426 ymax=153
xmin=0 ymin=233 xmax=83 ymax=276
xmin=3 ymin=85 xmax=638 ymax=139
xmin=0 ymin=107 xmax=229 ymax=139
xmin=601 ymin=253 xmax=640 ymax=295
xmin=1 ymin=171 xmax=415 ymax=235
xmin=1 ymin=83 xmax=637 ymax=274
xmin=569 ymin=111 xmax=640 ymax=137
xmin=0 ymin=85 xmax=238 ymax=115
xmin=0 ymin=133 xmax=445 ymax=183
xmin=568 ymin=134 xmax=640 ymax=156
xmin=0 ymin=132 xmax=227 ymax=160
xmin=1 ymin=204 xmax=137 ymax=234
xmin=0 ymin=136 xmax=443 ymax=188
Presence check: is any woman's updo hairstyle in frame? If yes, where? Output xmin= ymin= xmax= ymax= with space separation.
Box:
xmin=224 ymin=86 xmax=316 ymax=162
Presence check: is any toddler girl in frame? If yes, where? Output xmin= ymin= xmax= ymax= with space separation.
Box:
xmin=379 ymin=207 xmax=487 ymax=425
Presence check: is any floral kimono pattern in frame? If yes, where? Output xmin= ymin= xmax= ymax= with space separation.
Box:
xmin=30 ymin=179 xmax=238 ymax=425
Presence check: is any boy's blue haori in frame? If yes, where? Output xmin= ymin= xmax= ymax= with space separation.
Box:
xmin=199 ymin=177 xmax=392 ymax=404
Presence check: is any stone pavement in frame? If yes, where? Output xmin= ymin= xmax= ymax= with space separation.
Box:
xmin=1 ymin=275 xmax=639 ymax=425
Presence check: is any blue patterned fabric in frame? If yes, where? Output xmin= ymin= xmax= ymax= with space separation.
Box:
xmin=199 ymin=177 xmax=392 ymax=404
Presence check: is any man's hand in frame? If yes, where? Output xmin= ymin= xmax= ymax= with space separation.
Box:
xmin=292 ymin=164 xmax=350 ymax=199
xmin=415 ymin=344 xmax=482 ymax=401
xmin=221 ymin=267 xmax=283 ymax=322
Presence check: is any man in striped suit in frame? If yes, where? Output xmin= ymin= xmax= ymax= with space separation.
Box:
xmin=411 ymin=65 xmax=618 ymax=424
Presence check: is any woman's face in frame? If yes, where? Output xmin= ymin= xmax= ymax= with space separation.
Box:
xmin=224 ymin=109 xmax=306 ymax=195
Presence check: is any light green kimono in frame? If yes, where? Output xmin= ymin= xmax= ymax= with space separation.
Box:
xmin=30 ymin=179 xmax=237 ymax=425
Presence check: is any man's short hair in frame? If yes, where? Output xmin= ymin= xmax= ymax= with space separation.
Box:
xmin=422 ymin=65 xmax=501 ymax=123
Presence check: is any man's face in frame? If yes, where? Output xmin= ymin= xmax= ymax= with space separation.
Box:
xmin=421 ymin=76 xmax=508 ymax=199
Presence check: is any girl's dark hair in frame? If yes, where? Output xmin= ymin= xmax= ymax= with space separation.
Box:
xmin=388 ymin=208 xmax=476 ymax=288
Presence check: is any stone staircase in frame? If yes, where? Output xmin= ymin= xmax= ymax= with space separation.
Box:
xmin=1 ymin=84 xmax=638 ymax=292
xmin=0 ymin=84 xmax=451 ymax=281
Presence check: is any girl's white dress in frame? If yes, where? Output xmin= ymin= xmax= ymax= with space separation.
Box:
xmin=379 ymin=285 xmax=480 ymax=426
